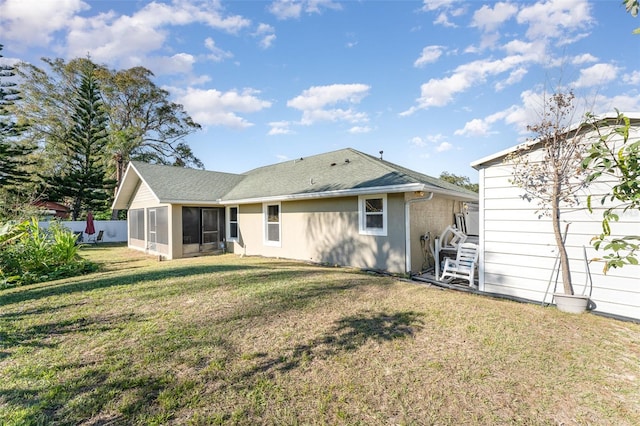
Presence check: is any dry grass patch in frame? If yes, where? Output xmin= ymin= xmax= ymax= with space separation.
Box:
xmin=1 ymin=244 xmax=639 ymax=425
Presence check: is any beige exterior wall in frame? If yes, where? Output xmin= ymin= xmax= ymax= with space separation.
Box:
xmin=129 ymin=181 xmax=156 ymax=209
xmin=171 ymin=205 xmax=183 ymax=259
xmin=231 ymin=193 xmax=408 ymax=273
xmin=407 ymin=194 xmax=466 ymax=274
xmin=125 ymin=181 xmax=175 ymax=258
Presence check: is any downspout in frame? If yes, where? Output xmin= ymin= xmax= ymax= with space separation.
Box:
xmin=405 ymin=192 xmax=435 ymax=274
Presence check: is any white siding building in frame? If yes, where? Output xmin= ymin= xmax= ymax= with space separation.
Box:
xmin=471 ymin=113 xmax=640 ymax=321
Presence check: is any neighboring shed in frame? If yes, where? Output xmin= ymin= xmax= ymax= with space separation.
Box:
xmin=112 ymin=148 xmax=478 ymax=274
xmin=471 ymin=113 xmax=640 ymax=320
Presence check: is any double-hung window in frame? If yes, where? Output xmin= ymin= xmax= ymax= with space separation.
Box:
xmin=264 ymin=203 xmax=281 ymax=246
xmin=358 ymin=194 xmax=387 ymax=236
xmin=227 ymin=206 xmax=239 ymax=241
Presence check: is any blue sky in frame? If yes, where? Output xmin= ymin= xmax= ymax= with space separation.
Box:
xmin=1 ymin=0 xmax=638 ymax=181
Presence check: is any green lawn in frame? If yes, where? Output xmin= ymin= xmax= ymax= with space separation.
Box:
xmin=1 ymin=244 xmax=639 ymax=425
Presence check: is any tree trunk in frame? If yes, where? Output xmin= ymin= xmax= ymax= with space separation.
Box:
xmin=552 ymin=178 xmax=574 ymax=295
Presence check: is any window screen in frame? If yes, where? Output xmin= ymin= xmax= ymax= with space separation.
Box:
xmin=182 ymin=207 xmax=200 ymax=244
xmin=129 ymin=209 xmax=145 ymax=240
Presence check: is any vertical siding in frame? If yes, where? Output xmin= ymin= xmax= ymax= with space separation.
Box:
xmin=478 ymin=127 xmax=640 ymax=320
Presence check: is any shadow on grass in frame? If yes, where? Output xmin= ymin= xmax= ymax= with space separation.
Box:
xmin=0 ymin=264 xmax=257 ymax=308
xmin=0 ymin=312 xmax=142 ymax=356
xmin=244 ymin=310 xmax=424 ymax=376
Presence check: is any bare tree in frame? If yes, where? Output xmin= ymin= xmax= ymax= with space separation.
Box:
xmin=506 ymin=91 xmax=590 ymax=295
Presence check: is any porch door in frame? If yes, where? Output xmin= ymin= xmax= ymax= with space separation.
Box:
xmin=201 ymin=208 xmax=220 ymax=250
xmin=148 ymin=209 xmax=157 ymax=251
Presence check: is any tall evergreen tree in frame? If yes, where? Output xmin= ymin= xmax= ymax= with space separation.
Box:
xmin=47 ymin=62 xmax=114 ymax=220
xmin=0 ymin=44 xmax=34 ymax=191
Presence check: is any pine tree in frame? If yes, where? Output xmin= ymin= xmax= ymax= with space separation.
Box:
xmin=0 ymin=44 xmax=34 ymax=191
xmin=48 ymin=62 xmax=114 ymax=220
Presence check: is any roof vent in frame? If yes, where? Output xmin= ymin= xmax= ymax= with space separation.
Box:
xmin=379 ymin=150 xmax=383 ymax=160
xmin=345 ymin=159 xmax=350 ymax=163
xmin=330 ymin=162 xmax=337 ymax=166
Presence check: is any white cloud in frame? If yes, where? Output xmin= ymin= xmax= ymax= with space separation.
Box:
xmin=348 ymin=126 xmax=372 ymax=134
xmin=141 ymin=53 xmax=197 ymax=75
xmin=254 ymin=23 xmax=276 ymax=49
xmin=495 ymin=67 xmax=527 ymax=91
xmin=591 ymin=93 xmax=640 ymax=115
xmin=268 ymin=121 xmax=294 ymax=135
xmin=454 ymin=119 xmax=490 ymax=137
xmin=172 ymin=86 xmax=272 ymax=128
xmin=421 ymin=0 xmax=458 ymax=11
xmin=269 ymin=0 xmax=342 ymax=20
xmin=414 ymin=45 xmax=444 ymax=68
xmin=0 ymin=0 xmax=89 ymax=46
xmin=402 ymin=54 xmax=531 ymax=114
xmin=409 ymin=136 xmax=427 ymax=147
xmin=433 ymin=12 xmax=457 ymax=27
xmin=287 ymin=84 xmax=370 ymax=125
xmin=573 ymin=63 xmax=619 ymax=88
xmin=39 ymin=0 xmax=250 ymax=69
xmin=422 ymin=0 xmax=465 ymax=27
xmin=435 ymin=142 xmax=453 ymax=152
xmin=572 ymin=53 xmax=598 ymax=65
xmin=471 ymin=2 xmax=518 ymax=32
xmin=517 ymin=0 xmax=592 ymax=41
xmin=204 ymin=37 xmax=233 ymax=62
xmin=623 ymin=71 xmax=640 ymax=85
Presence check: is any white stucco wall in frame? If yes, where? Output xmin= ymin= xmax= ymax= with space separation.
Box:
xmin=39 ymin=220 xmax=128 ymax=243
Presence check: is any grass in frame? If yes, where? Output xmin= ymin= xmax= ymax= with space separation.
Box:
xmin=1 ymin=244 xmax=639 ymax=425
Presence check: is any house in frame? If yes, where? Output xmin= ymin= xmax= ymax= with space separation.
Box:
xmin=471 ymin=113 xmax=640 ymax=321
xmin=33 ymin=200 xmax=70 ymax=219
xmin=112 ymin=147 xmax=478 ymax=274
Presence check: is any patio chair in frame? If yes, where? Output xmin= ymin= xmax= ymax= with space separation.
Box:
xmin=88 ymin=230 xmax=104 ymax=244
xmin=440 ymin=242 xmax=479 ymax=288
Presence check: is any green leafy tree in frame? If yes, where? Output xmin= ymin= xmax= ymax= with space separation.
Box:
xmin=624 ymin=0 xmax=640 ymax=33
xmin=506 ymin=91 xmax=590 ymax=296
xmin=582 ymin=112 xmax=639 ymax=272
xmin=13 ymin=58 xmax=202 ymax=219
xmin=47 ymin=62 xmax=115 ymax=220
xmin=439 ymin=172 xmax=479 ymax=193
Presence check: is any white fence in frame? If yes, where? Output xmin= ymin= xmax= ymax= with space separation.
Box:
xmin=39 ymin=220 xmax=128 ymax=243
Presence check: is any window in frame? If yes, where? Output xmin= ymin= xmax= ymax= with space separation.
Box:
xmin=264 ymin=203 xmax=281 ymax=246
xmin=227 ymin=206 xmax=238 ymax=241
xmin=358 ymin=194 xmax=387 ymax=236
xmin=129 ymin=209 xmax=145 ymax=240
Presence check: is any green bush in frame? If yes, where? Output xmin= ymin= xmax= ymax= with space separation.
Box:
xmin=0 ymin=219 xmax=98 ymax=288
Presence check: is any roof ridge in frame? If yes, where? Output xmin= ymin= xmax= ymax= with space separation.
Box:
xmin=353 ymin=149 xmax=420 ymax=183
xmin=130 ymin=160 xmax=245 ymax=178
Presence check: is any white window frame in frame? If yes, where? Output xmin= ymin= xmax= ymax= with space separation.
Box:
xmin=226 ymin=205 xmax=239 ymax=242
xmin=263 ymin=202 xmax=281 ymax=247
xmin=358 ymin=194 xmax=387 ymax=236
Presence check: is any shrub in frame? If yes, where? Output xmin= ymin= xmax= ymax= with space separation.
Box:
xmin=0 ymin=218 xmax=97 ymax=288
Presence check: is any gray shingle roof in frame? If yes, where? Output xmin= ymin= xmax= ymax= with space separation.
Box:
xmin=130 ymin=161 xmax=245 ymax=203
xmin=223 ymin=148 xmax=477 ymax=200
xmin=119 ymin=148 xmax=477 ymax=206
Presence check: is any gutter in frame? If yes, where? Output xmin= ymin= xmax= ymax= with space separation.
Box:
xmin=218 ymin=183 xmax=477 ymax=205
xmin=404 ymin=191 xmax=435 ymax=273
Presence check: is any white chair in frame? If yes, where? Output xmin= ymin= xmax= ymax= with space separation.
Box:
xmin=440 ymin=242 xmax=479 ymax=288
